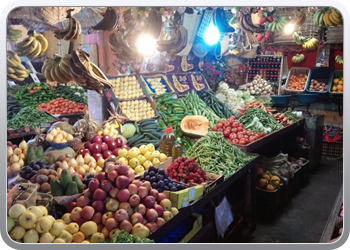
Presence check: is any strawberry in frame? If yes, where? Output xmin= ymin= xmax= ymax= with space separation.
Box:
xmin=267 ymin=16 xmax=273 ymax=22
xmin=189 ymin=172 xmax=195 ymax=179
xmin=256 ymin=33 xmax=264 ymax=41
xmin=265 ymin=31 xmax=271 ymax=39
xmin=199 ymin=178 xmax=204 ymax=183
xmin=259 ymin=17 xmax=266 ymax=25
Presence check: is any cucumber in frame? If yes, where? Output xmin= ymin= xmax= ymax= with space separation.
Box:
xmin=143 ymin=132 xmax=159 ymax=140
xmin=134 ymin=121 xmax=139 ymax=134
xmin=127 ymin=134 xmax=145 ymax=145
xmin=142 ymin=124 xmax=159 ymax=130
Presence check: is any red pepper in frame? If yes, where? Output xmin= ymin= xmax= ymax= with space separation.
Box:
xmin=30 ymin=90 xmax=35 ymax=94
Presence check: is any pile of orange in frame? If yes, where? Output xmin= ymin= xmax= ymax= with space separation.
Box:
xmin=287 ymin=74 xmax=308 ymax=91
xmin=256 ymin=167 xmax=282 ymax=192
xmin=332 ymin=77 xmax=343 ymax=93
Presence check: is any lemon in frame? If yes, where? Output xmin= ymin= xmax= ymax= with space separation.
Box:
xmin=146 ymin=144 xmax=155 ymax=152
xmin=159 ymin=153 xmax=168 ymax=162
xmin=119 ymin=157 xmax=128 ymax=165
xmin=129 ymin=158 xmax=139 ymax=169
xmin=137 ymin=155 xmax=147 ymax=165
xmin=152 ymin=150 xmax=160 ymax=159
xmin=152 ymin=158 xmax=160 ymax=166
xmin=142 ymin=161 xmax=153 ymax=170
xmin=118 ymin=148 xmax=128 ymax=157
xmin=134 ymin=165 xmax=145 ymax=174
xmin=139 ymin=145 xmax=148 ymax=155
xmin=127 ymin=149 xmax=139 ymax=159
xmin=131 ymin=147 xmax=141 ymax=155
xmin=46 ymin=134 xmax=54 ymax=142
xmin=144 ymin=151 xmax=154 ymax=161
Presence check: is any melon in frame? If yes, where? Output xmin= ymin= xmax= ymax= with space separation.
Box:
xmin=180 ymin=116 xmax=209 ymax=138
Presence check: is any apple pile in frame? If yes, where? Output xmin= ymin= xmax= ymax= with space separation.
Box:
xmin=62 ymin=158 xmax=178 ymax=240
xmin=78 ymin=135 xmax=128 ymax=162
xmin=308 ymin=79 xmax=329 ymax=92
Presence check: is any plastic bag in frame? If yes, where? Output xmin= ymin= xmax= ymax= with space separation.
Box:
xmin=215 ymin=196 xmax=234 ymax=239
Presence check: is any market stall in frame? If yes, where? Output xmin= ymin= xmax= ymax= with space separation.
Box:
xmin=6 ymin=6 xmax=343 ymax=244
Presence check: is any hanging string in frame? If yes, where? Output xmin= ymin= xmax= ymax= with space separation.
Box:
xmin=79 ymin=7 xmax=83 ymax=50
xmin=57 ymin=8 xmax=62 ymax=56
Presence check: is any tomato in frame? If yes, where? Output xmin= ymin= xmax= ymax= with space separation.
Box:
xmin=247 ymin=130 xmax=253 ymax=136
xmin=242 ymin=130 xmax=247 ymax=135
xmin=237 ymin=127 xmax=243 ymax=132
xmin=243 ymin=135 xmax=249 ymax=139
xmin=245 ymin=138 xmax=250 ymax=144
xmin=259 ymin=132 xmax=265 ymax=138
xmin=217 ymin=128 xmax=223 ymax=132
xmin=223 ymin=129 xmax=231 ymax=138
xmin=229 ymin=115 xmax=236 ymax=121
xmin=232 ymin=139 xmax=239 ymax=144
xmin=239 ymin=123 xmax=244 ymax=128
xmin=231 ymin=127 xmax=238 ymax=133
xmin=237 ymin=134 xmax=243 ymax=139
xmin=233 ymin=121 xmax=240 ymax=127
xmin=249 ymin=136 xmax=255 ymax=142
xmin=224 ymin=121 xmax=231 ymax=127
xmin=216 ymin=123 xmax=223 ymax=128
xmin=220 ymin=118 xmax=227 ymax=124
xmin=229 ymin=133 xmax=237 ymax=140
xmin=212 ymin=125 xmax=218 ymax=132
xmin=239 ymin=139 xmax=246 ymax=145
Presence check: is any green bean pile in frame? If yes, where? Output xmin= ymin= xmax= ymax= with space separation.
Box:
xmin=7 ymin=106 xmax=56 ymax=130
xmin=284 ymin=111 xmax=300 ymax=123
xmin=239 ymin=108 xmax=283 ymax=131
xmin=185 ymin=132 xmax=256 ymax=179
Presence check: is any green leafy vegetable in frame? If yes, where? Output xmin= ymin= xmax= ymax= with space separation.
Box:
xmin=99 ymin=230 xmax=155 ymax=243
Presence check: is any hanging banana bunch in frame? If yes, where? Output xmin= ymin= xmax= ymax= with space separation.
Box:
xmin=92 ymin=7 xmax=119 ymax=31
xmin=53 ymin=9 xmax=81 ymax=41
xmin=14 ymin=30 xmax=48 ymax=58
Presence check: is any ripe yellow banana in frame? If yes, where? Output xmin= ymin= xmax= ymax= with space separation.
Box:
xmin=7 ymin=67 xmax=15 ymax=74
xmin=27 ymin=41 xmax=42 ymax=58
xmin=20 ymin=39 xmax=38 ymax=56
xmin=15 ymin=36 xmax=35 ymax=51
xmin=43 ymin=61 xmax=56 ymax=82
xmin=35 ymin=34 xmax=48 ymax=57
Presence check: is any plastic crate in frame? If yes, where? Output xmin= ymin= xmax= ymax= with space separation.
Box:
xmin=329 ymin=70 xmax=343 ymax=96
xmin=36 ymin=193 xmax=53 ymax=208
xmin=322 ymin=141 xmax=343 ymax=157
xmin=305 ymin=68 xmax=333 ymax=94
xmin=256 ymin=179 xmax=286 ymax=221
xmin=284 ymin=67 xmax=311 ymax=94
xmin=8 ymin=183 xmax=37 ymax=208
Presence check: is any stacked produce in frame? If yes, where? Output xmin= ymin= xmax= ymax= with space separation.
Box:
xmin=273 ymin=113 xmax=294 ymax=126
xmin=126 ymin=119 xmax=164 ymax=148
xmin=97 ymin=122 xmax=119 ymax=139
xmin=335 ymin=55 xmax=343 ymax=65
xmin=313 ymin=7 xmax=342 ymax=27
xmin=61 ymin=158 xmax=179 ymax=239
xmin=284 ymin=111 xmax=300 ymax=123
xmin=7 ymin=107 xmax=56 ymax=130
xmin=50 ymin=169 xmax=84 ymax=197
xmin=256 ymin=168 xmax=282 ymax=191
xmin=42 ymin=55 xmax=72 ymax=83
xmin=119 ymin=100 xmax=156 ymax=121
xmin=14 ymin=82 xmax=57 ymax=107
xmin=212 ymin=117 xmax=265 ymax=145
xmin=239 ymin=108 xmax=283 ymax=133
xmin=186 ymin=132 xmax=255 ymax=178
xmin=46 ymin=127 xmax=74 ymax=144
xmin=14 ymin=30 xmax=48 ymax=58
xmin=286 ymin=74 xmax=308 ymax=91
xmin=143 ymin=77 xmax=169 ymax=95
xmin=237 ymin=100 xmax=275 ymax=117
xmin=54 ymin=153 xmax=103 ymax=176
xmin=245 ymin=75 xmax=273 ymax=95
xmin=331 ymin=77 xmax=343 ymax=93
xmin=307 ymin=78 xmax=329 ymax=92
xmin=111 ymin=76 xmax=144 ymax=100
xmin=257 ymin=153 xmax=295 ymax=182
xmin=198 ymin=91 xmax=235 ymax=119
xmin=55 ymin=85 xmax=87 ymax=105
xmin=7 ymin=141 xmax=27 ymax=173
xmin=7 ymin=51 xmax=31 ymax=81
xmin=7 ymin=25 xmax=22 ymax=42
xmin=53 ymin=10 xmax=81 ymax=41
xmin=140 ymin=166 xmax=186 ymax=193
xmin=37 ymin=97 xmax=87 ymax=115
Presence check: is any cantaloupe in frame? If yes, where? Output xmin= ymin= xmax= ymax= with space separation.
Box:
xmin=180 ymin=116 xmax=209 ymax=138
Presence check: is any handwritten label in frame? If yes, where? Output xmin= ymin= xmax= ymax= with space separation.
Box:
xmin=30 ymin=73 xmax=40 ymax=83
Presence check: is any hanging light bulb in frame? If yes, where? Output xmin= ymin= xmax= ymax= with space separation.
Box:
xmin=284 ymin=23 xmax=295 ymax=34
xmin=137 ymin=34 xmax=157 ymax=55
xmin=203 ymin=23 xmax=220 ymax=46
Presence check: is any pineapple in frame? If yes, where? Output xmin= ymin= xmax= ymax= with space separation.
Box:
xmin=69 ymin=121 xmax=85 ymax=152
xmin=83 ymin=110 xmax=100 ymax=142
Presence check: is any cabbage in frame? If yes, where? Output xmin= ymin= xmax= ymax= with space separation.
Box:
xmin=242 ymin=91 xmax=251 ymax=100
xmin=121 ymin=124 xmax=136 ymax=138
xmin=244 ymin=96 xmax=255 ymax=104
xmin=236 ymin=90 xmax=243 ymax=98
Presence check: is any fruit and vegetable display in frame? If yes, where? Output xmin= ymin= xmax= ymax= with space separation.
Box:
xmin=186 ymin=132 xmax=256 ymax=178
xmin=7 ymin=51 xmax=31 ymax=82
xmin=14 ymin=82 xmax=57 ymax=107
xmin=50 ymin=169 xmax=84 ymax=196
xmin=198 ymin=91 xmax=235 ymax=119
xmin=7 ymin=141 xmax=27 ymax=173
xmin=110 ymin=76 xmax=145 ymax=100
xmin=14 ymin=30 xmax=48 ymax=58
xmin=100 ymin=230 xmax=154 ymax=243
xmin=267 ymin=16 xmax=289 ymax=32
xmin=140 ymin=166 xmax=186 ymax=193
xmin=126 ymin=119 xmax=164 ymax=148
xmin=180 ymin=116 xmax=209 ymax=138
xmin=7 ymin=107 xmax=56 ymax=130
xmin=286 ymin=74 xmax=308 ymax=91
xmin=143 ymin=77 xmax=169 ymax=95
xmin=53 ymin=10 xmax=81 ymax=41
xmin=287 ymin=156 xmax=308 ymax=172
xmin=307 ymin=78 xmax=329 ymax=92
xmin=256 ymin=168 xmax=282 ymax=192
xmin=37 ymin=97 xmax=87 ymax=115
xmin=237 ymin=100 xmax=275 ymax=117
xmin=291 ymin=54 xmax=305 ymax=64
xmin=119 ymin=99 xmax=156 ymax=121
xmin=244 ymin=75 xmax=273 ymax=95
xmin=239 ymin=108 xmax=283 ymax=133
xmin=331 ymin=77 xmax=343 ymax=93
xmin=212 ymin=117 xmax=265 ymax=145
xmin=273 ymin=113 xmax=294 ymax=126
xmin=7 ymin=98 xmax=24 ymax=120
xmin=283 ymin=111 xmax=300 ymax=123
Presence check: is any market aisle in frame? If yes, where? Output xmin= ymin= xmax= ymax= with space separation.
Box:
xmin=245 ymin=156 xmax=343 ymax=243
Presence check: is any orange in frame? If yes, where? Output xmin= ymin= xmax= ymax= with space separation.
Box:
xmin=332 ymin=86 xmax=337 ymax=91
xmin=337 ymin=85 xmax=343 ymax=91
xmin=339 ymin=80 xmax=343 ymax=85
xmin=256 ymin=167 xmax=264 ymax=175
xmin=257 ymin=179 xmax=267 ymax=189
xmin=266 ymin=184 xmax=275 ymax=191
xmin=333 ymin=79 xmax=339 ymax=84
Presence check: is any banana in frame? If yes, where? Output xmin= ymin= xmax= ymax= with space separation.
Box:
xmin=20 ymin=39 xmax=38 ymax=56
xmin=8 ymin=74 xmax=24 ymax=81
xmin=7 ymin=56 xmax=19 ymax=67
xmin=54 ymin=63 xmax=68 ymax=83
xmin=43 ymin=62 xmax=56 ymax=82
xmin=9 ymin=53 xmax=21 ymax=64
xmin=7 ymin=67 xmax=15 ymax=74
xmin=331 ymin=8 xmax=341 ymax=19
xmin=329 ymin=10 xmax=340 ymax=25
xmin=27 ymin=41 xmax=42 ymax=58
xmin=35 ymin=34 xmax=48 ymax=56
xmin=318 ymin=11 xmax=325 ymax=27
xmin=15 ymin=36 xmax=35 ymax=50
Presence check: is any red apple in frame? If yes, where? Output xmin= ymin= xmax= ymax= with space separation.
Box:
xmin=267 ymin=15 xmax=273 ymax=22
xmin=154 ymin=204 xmax=164 ymax=217
xmin=91 ymin=135 xmax=102 ymax=144
xmin=160 ymin=199 xmax=172 ymax=211
xmin=128 ymin=184 xmax=138 ymax=196
xmin=121 ymin=144 xmax=130 ymax=150
xmin=131 ymin=213 xmax=143 ymax=225
xmin=83 ymin=188 xmax=93 ymax=199
xmin=70 ymin=207 xmax=83 ymax=222
xmin=106 ymin=217 xmax=118 ymax=231
xmin=92 ymin=200 xmax=105 ymax=213
xmin=107 ymin=141 xmax=117 ymax=151
xmin=115 ymin=209 xmax=129 ymax=222
xmin=90 ymin=143 xmax=102 ymax=154
xmin=157 ymin=193 xmax=167 ymax=203
xmin=131 ymin=180 xmax=142 ymax=188
xmin=126 ymin=170 xmax=135 ymax=183
xmin=85 ymin=141 xmax=92 ymax=149
xmin=103 ymin=150 xmax=113 ymax=159
xmin=101 ymin=227 xmax=110 ymax=239
xmin=78 ymin=148 xmax=86 ymax=156
xmin=93 ymin=153 xmax=103 ymax=162
xmin=93 ymin=188 xmax=107 ymax=201
xmin=92 ymin=212 xmax=103 ymax=224
xmin=76 ymin=195 xmax=90 ymax=208
xmin=141 ymin=181 xmax=151 ymax=192
xmin=102 ymin=135 xmax=112 ymax=143
xmin=116 ymin=164 xmax=129 ymax=176
xmin=107 ymin=171 xmax=118 ymax=183
xmin=109 ymin=187 xmax=119 ymax=199
xmin=135 ymin=204 xmax=146 ymax=216
xmin=80 ymin=206 xmax=95 ymax=220
xmin=143 ymin=218 xmax=147 ymax=225
xmin=76 ymin=218 xmax=87 ymax=227
xmin=145 ymin=222 xmax=158 ymax=233
xmin=116 ymin=176 xmax=129 ymax=190
xmin=115 ymin=138 xmax=123 ymax=147
xmin=149 ymin=189 xmax=158 ymax=200
xmin=119 ymin=220 xmax=132 ymax=233
xmin=101 ymin=180 xmax=113 ymax=193
xmin=156 ymin=217 xmax=165 ymax=227
xmin=259 ymin=17 xmax=266 ymax=25
xmin=102 ymin=212 xmax=115 ymax=225
xmin=144 ymin=196 xmax=156 ymax=208
xmin=67 ymin=201 xmax=77 ymax=212
xmin=89 ymin=179 xmax=101 ymax=193
xmin=129 ymin=194 xmax=141 ymax=207
xmin=97 ymin=223 xmax=104 ymax=232
xmin=95 ymin=172 xmax=107 ymax=183
xmin=112 ymin=148 xmax=121 ymax=156
xmin=146 ymin=208 xmax=158 ymax=223
xmin=137 ymin=186 xmax=148 ymax=199
xmin=100 ymin=142 xmax=108 ymax=152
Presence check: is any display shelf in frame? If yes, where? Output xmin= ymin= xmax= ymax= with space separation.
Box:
xmin=7 ymin=131 xmax=36 ymax=141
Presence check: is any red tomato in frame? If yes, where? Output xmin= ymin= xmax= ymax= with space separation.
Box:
xmin=229 ymin=116 xmax=236 ymax=121
xmin=217 ymin=123 xmax=223 ymax=129
xmin=229 ymin=133 xmax=237 ymax=140
xmin=237 ymin=134 xmax=243 ymax=139
xmin=220 ymin=118 xmax=227 ymax=124
xmin=232 ymin=139 xmax=239 ymax=144
xmin=223 ymin=129 xmax=231 ymax=138
xmin=242 ymin=131 xmax=247 ymax=135
xmin=233 ymin=121 xmax=240 ymax=127
xmin=217 ymin=128 xmax=223 ymax=132
xmin=239 ymin=139 xmax=246 ymax=145
xmin=212 ymin=125 xmax=218 ymax=132
xmin=243 ymin=135 xmax=249 ymax=139
xmin=259 ymin=132 xmax=265 ymax=138
xmin=245 ymin=138 xmax=250 ymax=144
xmin=224 ymin=121 xmax=231 ymax=127
xmin=231 ymin=127 xmax=238 ymax=133
xmin=237 ymin=131 xmax=243 ymax=135
xmin=247 ymin=130 xmax=253 ymax=136
xmin=237 ymin=127 xmax=243 ymax=132
xmin=249 ymin=136 xmax=255 ymax=142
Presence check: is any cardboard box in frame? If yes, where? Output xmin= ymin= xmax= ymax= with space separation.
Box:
xmin=178 ymin=213 xmax=203 ymax=243
xmin=164 ymin=184 xmax=204 ymax=209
